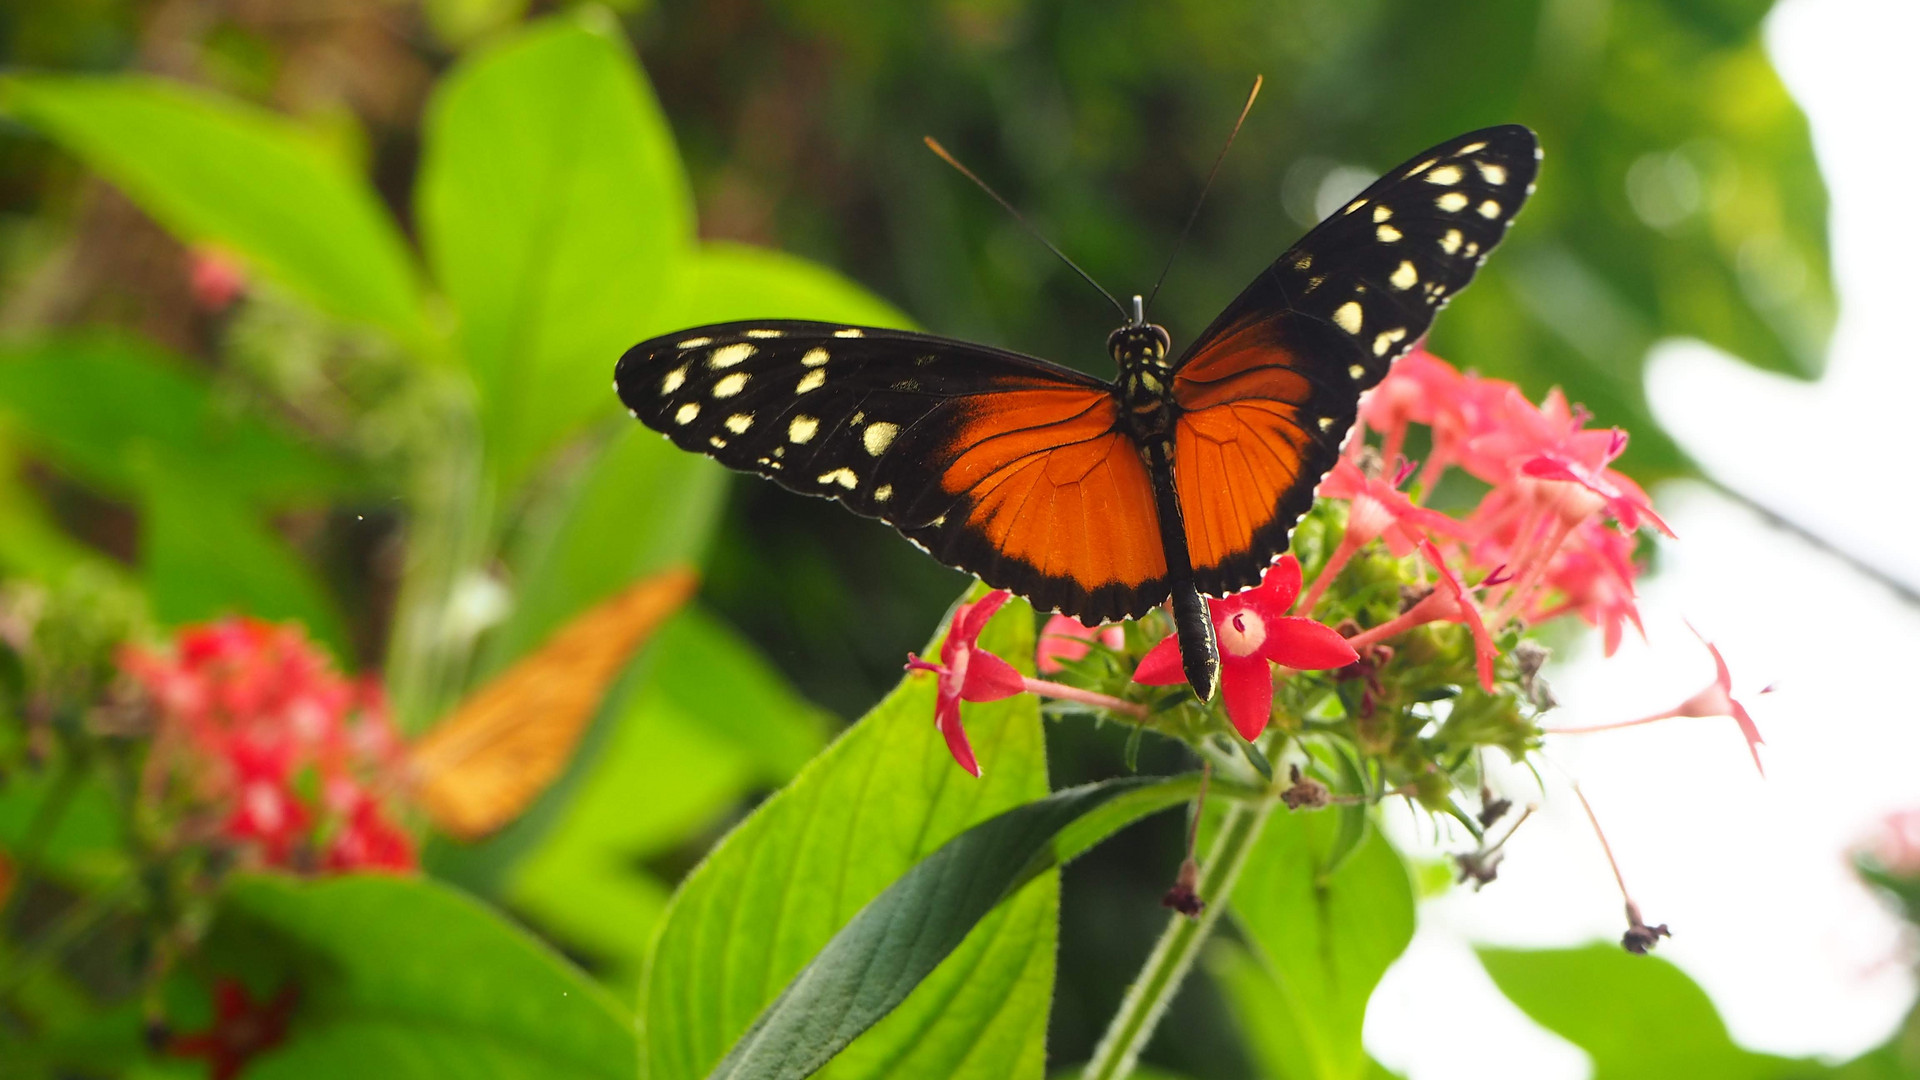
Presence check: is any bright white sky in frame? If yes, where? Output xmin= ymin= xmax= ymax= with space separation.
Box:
xmin=1366 ymin=0 xmax=1920 ymax=1075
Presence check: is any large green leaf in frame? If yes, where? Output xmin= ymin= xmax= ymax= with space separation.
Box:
xmin=140 ymin=479 xmax=350 ymax=658
xmin=710 ymin=774 xmax=1198 ymax=1080
xmin=0 ymin=77 xmax=427 ymax=345
xmin=508 ymin=607 xmax=834 ymax=983
xmin=204 ymin=875 xmax=635 ymax=1080
xmin=642 ymin=592 xmax=1053 ymax=1080
xmin=0 ymin=335 xmax=356 ymax=507
xmin=417 ymin=13 xmax=694 ymax=488
xmin=665 ymin=243 xmax=915 ymax=330
xmin=1477 ymin=944 xmax=1816 ymax=1080
xmin=1215 ymin=812 xmax=1415 ymax=1080
xmin=485 ymin=426 xmax=727 ymax=672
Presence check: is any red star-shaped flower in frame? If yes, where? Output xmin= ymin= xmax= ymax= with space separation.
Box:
xmin=167 ymin=978 xmax=297 ymax=1080
xmin=1132 ymin=557 xmax=1357 ymax=740
xmin=905 ymin=591 xmax=1027 ymax=776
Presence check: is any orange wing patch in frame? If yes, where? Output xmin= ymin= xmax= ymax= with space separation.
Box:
xmin=922 ymin=387 xmax=1167 ymax=619
xmin=1172 ymin=326 xmax=1341 ymax=597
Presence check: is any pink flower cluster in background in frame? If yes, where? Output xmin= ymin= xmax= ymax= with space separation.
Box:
xmin=1335 ymin=346 xmax=1671 ymax=655
xmin=122 ymin=618 xmax=415 ymax=873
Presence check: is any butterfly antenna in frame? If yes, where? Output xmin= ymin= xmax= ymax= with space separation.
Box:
xmin=1144 ymin=75 xmax=1263 ymax=316
xmin=924 ymin=136 xmax=1130 ymax=322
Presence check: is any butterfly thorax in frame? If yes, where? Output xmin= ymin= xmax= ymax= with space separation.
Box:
xmin=1109 ymin=322 xmax=1178 ymax=440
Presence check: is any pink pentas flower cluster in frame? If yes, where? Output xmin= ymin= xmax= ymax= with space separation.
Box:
xmin=1343 ymin=346 xmax=1670 ymax=655
xmin=121 ymin=618 xmax=415 ymax=873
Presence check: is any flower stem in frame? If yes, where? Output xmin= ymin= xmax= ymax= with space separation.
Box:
xmin=1081 ymin=791 xmax=1278 ymax=1080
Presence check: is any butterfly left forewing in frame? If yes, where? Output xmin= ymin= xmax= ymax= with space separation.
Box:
xmin=616 ymin=321 xmax=1171 ymax=622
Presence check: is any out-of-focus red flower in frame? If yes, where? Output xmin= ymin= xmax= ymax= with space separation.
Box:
xmin=188 ymin=249 xmax=247 ymax=312
xmin=121 ymin=617 xmax=414 ymax=872
xmin=167 ymin=978 xmax=297 ymax=1080
xmin=1527 ymin=521 xmax=1646 ymax=656
xmin=1305 ymin=458 xmax=1467 ymax=613
xmin=1548 ymin=623 xmax=1766 ymax=776
xmin=1134 ymin=557 xmax=1357 ymax=740
xmin=906 ymin=591 xmax=1027 ymax=777
xmin=1345 ymin=541 xmax=1499 ymax=691
xmin=1037 ymin=615 xmax=1126 ymax=674
xmin=1863 ymin=810 xmax=1920 ymax=878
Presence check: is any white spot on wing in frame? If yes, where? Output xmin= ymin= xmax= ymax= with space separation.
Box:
xmin=874 ymin=484 xmax=893 ymax=502
xmin=674 ymin=402 xmax=700 ymax=425
xmin=801 ymin=348 xmax=830 ymax=367
xmin=1436 ymin=191 xmax=1469 ymax=213
xmin=833 ymin=328 xmax=863 ymax=338
xmin=1373 ymin=327 xmax=1407 ymax=356
xmin=1440 ymin=229 xmax=1463 ymax=255
xmin=1332 ymin=301 xmax=1364 ymax=335
xmin=1377 ymin=224 xmax=1402 ymax=243
xmin=725 ymin=413 xmax=753 ymax=434
xmin=796 ymin=369 xmax=827 ymax=394
xmin=862 ymin=422 xmax=899 ymax=456
xmin=1405 ymin=158 xmax=1436 ymax=177
xmin=1476 ymin=161 xmax=1508 ymax=185
xmin=1343 ymin=198 xmax=1368 ymax=215
xmin=1425 ymin=164 xmax=1464 ymax=186
xmin=710 ymin=343 xmax=754 ymax=368
xmin=676 ymin=336 xmax=712 ymax=349
xmin=1348 ymin=363 xmax=1367 ymax=379
xmin=712 ymin=372 xmax=748 ymax=398
xmin=709 ymin=435 xmax=727 ymax=448
xmin=745 ymin=329 xmax=784 ymax=339
xmin=788 ymin=415 xmax=818 ymax=443
xmin=661 ymin=366 xmax=687 ymax=394
xmin=1459 ymin=141 xmax=1487 ymax=154
xmin=1372 ymin=205 xmax=1393 ymax=223
xmin=817 ymin=467 xmax=858 ymax=490
xmin=1389 ymin=261 xmax=1418 ymax=291
xmin=1478 ymin=199 xmax=1502 ymax=218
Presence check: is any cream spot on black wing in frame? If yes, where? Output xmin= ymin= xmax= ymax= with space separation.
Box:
xmin=1440 ymin=229 xmax=1463 ymax=255
xmin=745 ymin=329 xmax=784 ymax=339
xmin=1389 ymin=261 xmax=1418 ymax=291
xmin=661 ymin=366 xmax=687 ymax=394
xmin=712 ymin=372 xmax=749 ymax=398
xmin=1377 ymin=224 xmax=1403 ymax=243
xmin=1477 ymin=161 xmax=1508 ymax=185
xmin=1373 ymin=327 xmax=1407 ymax=356
xmin=801 ymin=348 xmax=830 ymax=367
xmin=817 ymin=467 xmax=858 ymax=489
xmin=1372 ymin=205 xmax=1394 ymax=223
xmin=788 ymin=415 xmax=818 ymax=444
xmin=1333 ymin=301 xmax=1364 ymax=335
xmin=1425 ymin=164 xmax=1464 ymax=186
xmin=1478 ymin=199 xmax=1502 ymax=219
xmin=725 ymin=413 xmax=753 ymax=434
xmin=709 ymin=343 xmax=755 ymax=369
xmin=675 ymin=403 xmax=700 ymax=425
xmin=797 ymin=369 xmax=827 ymax=394
xmin=832 ymin=328 xmax=863 ymax=339
xmin=863 ymin=422 xmax=899 ymax=456
xmin=676 ymin=336 xmax=712 ymax=349
xmin=1437 ymin=191 xmax=1469 ymax=213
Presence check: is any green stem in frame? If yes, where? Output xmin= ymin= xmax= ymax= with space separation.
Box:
xmin=1081 ymin=788 xmax=1278 ymax=1079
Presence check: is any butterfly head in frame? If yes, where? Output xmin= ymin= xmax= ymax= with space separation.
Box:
xmin=1107 ymin=322 xmax=1172 ymax=370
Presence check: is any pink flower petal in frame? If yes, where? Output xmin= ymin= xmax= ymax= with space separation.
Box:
xmin=933 ymin=695 xmax=980 ymax=777
xmin=962 ymin=649 xmax=1028 ymax=702
xmin=1131 ymin=634 xmax=1186 ymax=686
xmin=1220 ymin=654 xmax=1274 ymax=741
xmin=1262 ymin=617 xmax=1360 ymax=670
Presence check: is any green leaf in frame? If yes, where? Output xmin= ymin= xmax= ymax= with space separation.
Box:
xmin=0 ymin=78 xmax=427 ymax=344
xmin=417 ymin=13 xmax=694 ymax=488
xmin=507 ymin=607 xmax=835 ymax=982
xmin=486 ymin=425 xmax=728 ymax=671
xmin=204 ymin=875 xmax=636 ymax=1080
xmin=141 ymin=477 xmax=349 ymax=658
xmin=664 ymin=242 xmax=914 ymax=330
xmin=710 ymin=773 xmax=1196 ymax=1080
xmin=643 ymin=592 xmax=1051 ymax=1080
xmin=0 ymin=335 xmax=357 ymax=507
xmin=1477 ymin=944 xmax=1821 ymax=1080
xmin=1216 ymin=810 xmax=1415 ymax=1080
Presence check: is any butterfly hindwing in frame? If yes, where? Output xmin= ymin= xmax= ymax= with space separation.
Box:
xmin=1168 ymin=124 xmax=1540 ymax=596
xmin=615 ymin=321 xmax=1170 ymax=622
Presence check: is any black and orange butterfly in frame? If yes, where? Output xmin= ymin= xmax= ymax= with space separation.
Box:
xmin=615 ymin=125 xmax=1538 ymax=702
